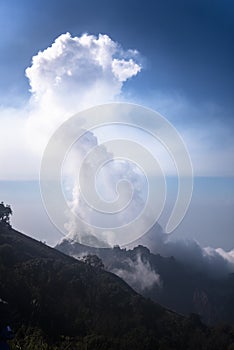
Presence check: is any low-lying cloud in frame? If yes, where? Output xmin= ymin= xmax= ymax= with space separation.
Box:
xmin=111 ymin=254 xmax=161 ymax=292
xmin=129 ymin=223 xmax=234 ymax=277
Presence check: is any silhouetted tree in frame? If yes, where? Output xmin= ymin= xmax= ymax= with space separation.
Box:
xmin=81 ymin=254 xmax=104 ymax=269
xmin=0 ymin=202 xmax=12 ymax=228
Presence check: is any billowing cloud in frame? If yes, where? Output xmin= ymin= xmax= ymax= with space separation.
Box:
xmin=112 ymin=58 xmax=141 ymax=82
xmin=25 ymin=33 xmax=145 ymax=247
xmin=0 ymin=32 xmax=141 ymax=179
xmin=0 ymin=30 xmax=232 ymax=261
xmin=62 ymin=129 xmax=148 ymax=247
xmin=25 ymin=32 xmax=141 ymax=154
xmin=26 ymin=33 xmax=140 ymax=104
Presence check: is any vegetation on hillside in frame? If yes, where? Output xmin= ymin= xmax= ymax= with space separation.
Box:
xmin=0 ymin=214 xmax=234 ymax=349
xmin=0 ymin=202 xmax=12 ymax=228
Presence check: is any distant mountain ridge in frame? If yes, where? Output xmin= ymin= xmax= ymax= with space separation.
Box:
xmin=56 ymin=237 xmax=234 ymax=326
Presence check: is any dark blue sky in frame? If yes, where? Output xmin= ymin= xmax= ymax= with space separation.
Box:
xmin=0 ymin=0 xmax=233 ymax=117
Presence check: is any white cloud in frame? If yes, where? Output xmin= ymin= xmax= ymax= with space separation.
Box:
xmin=112 ymin=58 xmax=141 ymax=82
xmin=0 ymin=32 xmax=141 ymax=179
xmin=25 ymin=32 xmax=141 ymax=154
xmin=26 ymin=32 xmax=140 ymax=111
xmin=205 ymin=246 xmax=234 ymax=268
xmin=112 ymin=254 xmax=161 ymax=291
xmin=0 ymin=32 xmax=145 ymax=246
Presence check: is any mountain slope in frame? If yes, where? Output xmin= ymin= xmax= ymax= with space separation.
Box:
xmin=0 ymin=225 xmax=179 ymax=349
xmin=1 ymin=225 xmax=234 ymax=349
xmin=57 ymin=239 xmax=234 ymax=325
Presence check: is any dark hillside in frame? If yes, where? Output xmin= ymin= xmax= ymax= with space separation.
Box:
xmin=0 ymin=226 xmax=234 ymax=349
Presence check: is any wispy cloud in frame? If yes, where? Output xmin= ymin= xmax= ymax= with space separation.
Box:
xmin=135 ymin=91 xmax=234 ymax=177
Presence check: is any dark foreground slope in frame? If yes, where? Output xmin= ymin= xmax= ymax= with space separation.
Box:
xmin=1 ymin=226 xmax=234 ymax=350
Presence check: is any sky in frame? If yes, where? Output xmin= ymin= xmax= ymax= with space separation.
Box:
xmin=0 ymin=0 xmax=233 ymax=249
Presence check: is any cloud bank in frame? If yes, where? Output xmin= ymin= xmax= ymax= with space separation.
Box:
xmin=129 ymin=223 xmax=234 ymax=277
